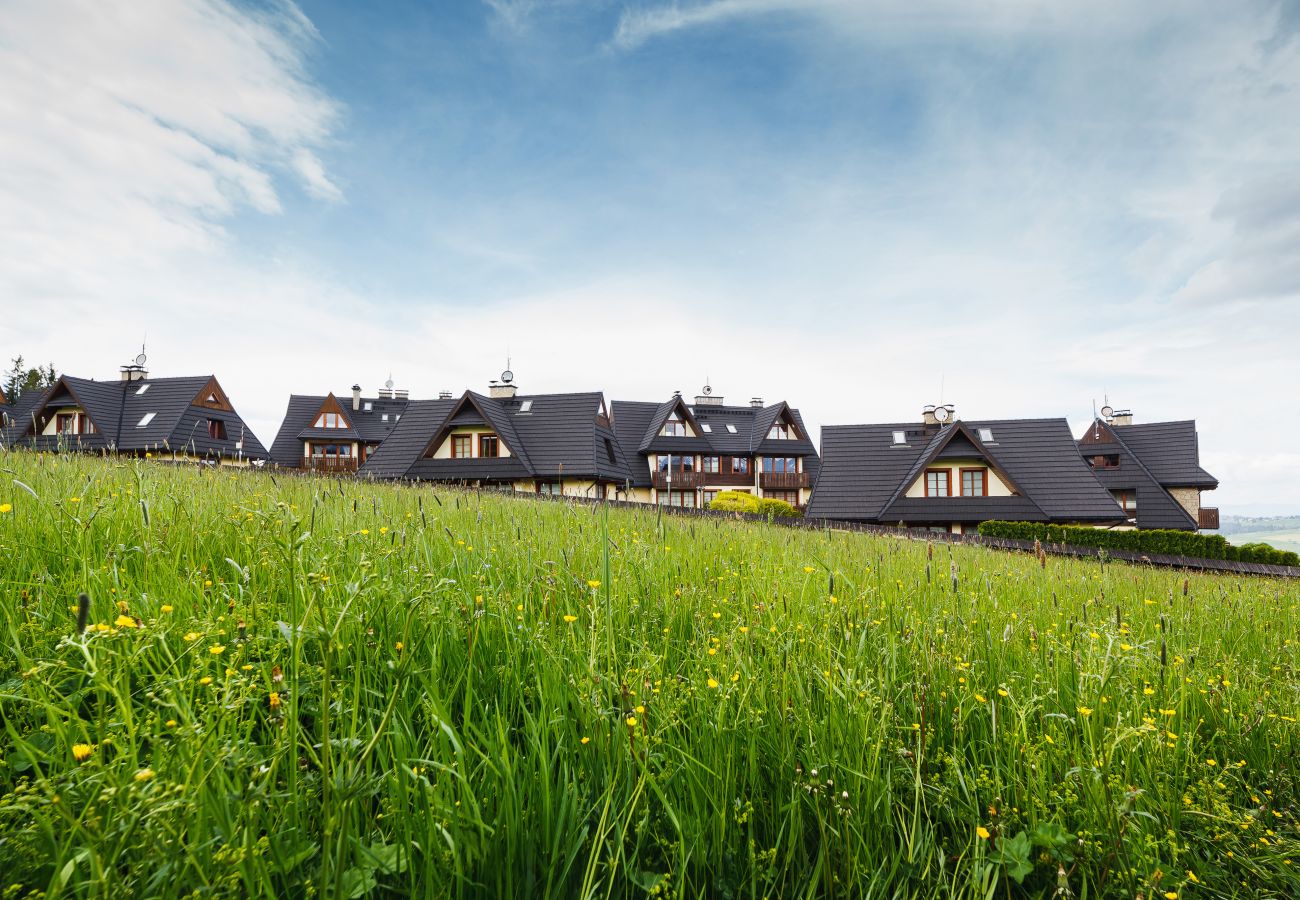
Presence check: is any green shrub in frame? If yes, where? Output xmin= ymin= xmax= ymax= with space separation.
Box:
xmin=755 ymin=497 xmax=801 ymax=518
xmin=977 ymin=521 xmax=1300 ymax=566
xmin=709 ymin=490 xmax=760 ymax=513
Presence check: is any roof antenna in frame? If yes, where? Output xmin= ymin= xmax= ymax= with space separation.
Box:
xmin=1092 ymin=398 xmax=1099 ymax=440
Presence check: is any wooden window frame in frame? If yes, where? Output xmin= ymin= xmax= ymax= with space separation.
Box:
xmin=959 ymin=467 xmax=987 ymax=497
xmin=731 ymin=457 xmax=750 ymax=474
xmin=701 ymin=489 xmax=719 ymax=506
xmin=1113 ymin=490 xmax=1137 ymax=513
xmin=479 ymin=433 xmax=500 ymax=458
xmin=452 ymin=435 xmax=472 ymax=459
xmin=536 ymin=482 xmax=563 ymax=496
xmin=661 ymin=413 xmax=686 ymax=437
xmin=763 ymin=457 xmax=798 ymax=474
xmin=207 ymin=419 xmax=227 ymax=440
xmin=925 ymin=468 xmax=952 ymax=497
xmin=701 ymin=456 xmax=720 ymax=473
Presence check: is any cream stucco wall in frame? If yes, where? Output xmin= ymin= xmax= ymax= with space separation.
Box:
xmin=41 ymin=409 xmax=91 ymax=435
xmin=432 ymin=425 xmax=513 ymax=459
xmin=904 ymin=459 xmax=1012 ymax=498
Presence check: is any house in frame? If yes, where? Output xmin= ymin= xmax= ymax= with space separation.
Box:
xmin=1078 ymin=408 xmax=1219 ymax=530
xmin=806 ymin=405 xmax=1127 ymax=533
xmin=268 ymin=381 xmax=411 ymax=473
xmin=611 ymin=385 xmax=820 ymax=509
xmin=0 ymin=357 xmax=266 ymax=463
xmin=358 ymin=373 xmax=635 ymax=497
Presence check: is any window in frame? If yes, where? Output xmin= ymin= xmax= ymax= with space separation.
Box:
xmin=892 ymin=430 xmax=907 ymax=445
xmin=657 ymin=490 xmax=696 ymax=508
xmin=1113 ymin=490 xmax=1137 ymax=514
xmin=604 ymin=438 xmax=617 ymax=464
xmin=537 ymin=482 xmax=562 ymax=496
xmin=135 ymin=384 xmax=150 ymax=395
xmin=207 ymin=419 xmax=227 ymax=440
xmin=452 ymin=435 xmax=472 ymax=458
xmin=960 ymin=468 xmax=986 ymax=497
xmin=364 ymin=401 xmax=373 ymax=411
xmin=314 ymin=412 xmax=344 ymax=428
xmin=657 ymin=454 xmax=694 ymax=472
xmin=1090 ymin=454 xmax=1120 ymax=469
xmin=925 ymin=469 xmax=951 ymax=497
xmin=702 ymin=456 xmax=720 ymax=473
xmin=661 ymin=412 xmax=686 ymax=437
xmin=731 ymin=457 xmax=749 ymax=474
xmin=519 ymin=400 xmax=533 ymax=413
xmin=137 ymin=412 xmax=156 ymax=428
xmin=700 ymin=423 xmax=712 ymax=433
xmin=763 ymin=457 xmax=797 ymax=473
xmin=726 ymin=424 xmax=737 ymax=434
xmin=977 ymin=427 xmax=995 ymax=443
xmin=702 ymin=489 xmax=719 ymax=506
xmin=381 ymin=414 xmax=389 ymax=422
xmin=56 ymin=413 xmax=77 ymax=434
xmin=479 ymin=434 xmax=500 ymax=458
xmin=310 ymin=443 xmax=350 ymax=458
xmin=768 ymin=422 xmax=791 ymax=440
xmin=766 ymin=490 xmax=799 ymax=505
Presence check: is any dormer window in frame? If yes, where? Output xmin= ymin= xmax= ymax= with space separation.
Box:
xmin=960 ymin=468 xmax=987 ymax=497
xmin=207 ymin=419 xmax=227 ymax=440
xmin=924 ymin=469 xmax=951 ymax=497
xmin=661 ymin=412 xmax=686 ymax=437
xmin=768 ymin=423 xmax=791 ymax=440
xmin=314 ymin=412 xmax=344 ymax=428
xmin=479 ymin=434 xmax=499 ymax=457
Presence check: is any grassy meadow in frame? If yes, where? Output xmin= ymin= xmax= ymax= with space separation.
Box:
xmin=1 ymin=451 xmax=1298 ymax=898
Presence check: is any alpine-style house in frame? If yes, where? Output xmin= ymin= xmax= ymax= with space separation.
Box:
xmin=269 ymin=381 xmax=411 ymax=473
xmin=1077 ymin=408 xmax=1219 ymax=530
xmin=806 ymin=405 xmax=1129 ymax=533
xmin=610 ymin=387 xmax=819 ymax=508
xmin=0 ymin=358 xmax=266 ymax=463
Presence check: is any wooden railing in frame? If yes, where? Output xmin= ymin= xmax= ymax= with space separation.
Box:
xmin=705 ymin=471 xmax=755 ymax=486
xmin=1198 ymin=507 xmax=1220 ymax=530
xmin=651 ymin=470 xmax=706 ymax=490
xmin=759 ymin=471 xmax=810 ymax=489
xmin=303 ymin=456 xmax=359 ymax=474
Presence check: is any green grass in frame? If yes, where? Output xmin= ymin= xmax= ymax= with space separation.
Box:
xmin=1 ymin=451 xmax=1298 ymax=898
xmin=1228 ymin=531 xmax=1300 ymax=556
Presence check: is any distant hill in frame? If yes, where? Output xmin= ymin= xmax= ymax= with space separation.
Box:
xmin=1221 ymin=515 xmax=1300 ymax=554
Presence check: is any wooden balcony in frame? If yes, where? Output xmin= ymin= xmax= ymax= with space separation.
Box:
xmin=303 ymin=456 xmax=359 ymax=475
xmin=705 ymin=471 xmax=756 ymax=487
xmin=1198 ymin=507 xmax=1219 ymax=530
xmin=652 ymin=470 xmax=706 ymax=490
xmin=759 ymin=471 xmax=810 ymax=489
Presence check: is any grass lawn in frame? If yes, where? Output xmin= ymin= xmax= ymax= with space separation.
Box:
xmin=1 ymin=451 xmax=1298 ymax=897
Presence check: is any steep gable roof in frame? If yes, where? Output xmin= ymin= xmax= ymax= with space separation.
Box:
xmin=1110 ymin=421 xmax=1218 ymax=488
xmin=1079 ymin=419 xmax=1199 ymax=530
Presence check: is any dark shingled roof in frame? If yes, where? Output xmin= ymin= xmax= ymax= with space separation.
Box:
xmin=1077 ymin=419 xmax=1215 ymax=530
xmin=268 ymin=392 xmax=410 ymax=468
xmin=358 ymin=391 xmax=634 ymax=484
xmin=808 ymin=418 xmax=1125 ymax=525
xmin=2 ymin=374 xmax=266 ymax=460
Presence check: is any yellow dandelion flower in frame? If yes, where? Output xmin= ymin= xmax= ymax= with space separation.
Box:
xmin=72 ymin=743 xmax=94 ymax=762
xmin=1077 ymin=706 xmax=1093 ymax=717
xmin=269 ymin=692 xmax=281 ymax=711
xmin=1206 ymin=758 xmax=1217 ymax=767
xmin=625 ymin=716 xmax=637 ymax=727
xmin=379 ymin=526 xmax=388 ymax=534
xmin=160 ymin=605 xmax=173 ymax=613
xmin=395 ymin=641 xmax=404 ymax=652
xmin=114 ymin=614 xmax=138 ymax=629
xmin=707 ymin=678 xmax=720 ymax=689
xmin=581 ymin=736 xmax=590 ymax=744
xmin=739 ymin=626 xmax=749 ymax=633
xmin=976 ymin=826 xmax=991 ymax=840
xmin=209 ymin=645 xmax=225 ymax=655
xmin=997 ymin=688 xmax=1008 ymax=697
xmin=563 ymin=615 xmax=578 ymax=623
xmin=203 ymin=579 xmax=212 ymax=588
xmin=0 ymin=503 xmax=11 ymax=514
xmin=134 ymin=768 xmax=155 ymax=782
xmin=360 ymin=529 xmax=370 ymax=535
xmin=803 ymin=566 xmax=815 ymax=573
xmin=974 ymin=694 xmax=987 ymax=703
xmin=183 ymin=631 xmax=201 ymax=642
xmin=587 ymin=580 xmax=601 ymax=589
xmin=1164 ymin=893 xmax=1178 ymax=900
xmin=165 ymin=719 xmax=177 ymax=728
xmin=1044 ymin=733 xmax=1055 ymax=744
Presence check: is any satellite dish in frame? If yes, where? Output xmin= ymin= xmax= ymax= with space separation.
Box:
xmin=134 ymin=352 xmax=147 ymax=367
xmin=501 ymin=369 xmax=514 ymax=384
xmin=1100 ymin=405 xmax=1114 ymax=418
xmin=385 ymin=377 xmax=394 ymax=391
xmin=702 ymin=384 xmax=712 ymax=395
xmin=933 ymin=406 xmax=951 ymax=423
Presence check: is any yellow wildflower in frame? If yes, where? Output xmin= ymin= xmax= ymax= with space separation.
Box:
xmin=587 ymin=580 xmax=601 ymax=589
xmin=976 ymin=826 xmax=991 ymax=840
xmin=161 ymin=605 xmax=173 ymax=613
xmin=625 ymin=716 xmax=637 ymax=727
xmin=209 ymin=645 xmax=225 ymax=655
xmin=707 ymin=678 xmax=720 ymax=689
xmin=563 ymin=615 xmax=578 ymax=623
xmin=581 ymin=736 xmax=590 ymax=744
xmin=72 ymin=743 xmax=94 ymax=762
xmin=134 ymin=768 xmax=155 ymax=782
xmin=1077 ymin=706 xmax=1093 ymax=717
xmin=0 ymin=503 xmax=11 ymax=514
xmin=114 ymin=614 xmax=138 ymax=629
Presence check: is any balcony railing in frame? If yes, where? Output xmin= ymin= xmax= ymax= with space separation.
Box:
xmin=759 ymin=471 xmax=810 ymax=489
xmin=702 ymin=471 xmax=755 ymax=486
xmin=303 ymin=456 xmax=359 ymax=475
xmin=1198 ymin=507 xmax=1220 ymax=530
xmin=651 ymin=470 xmax=706 ymax=490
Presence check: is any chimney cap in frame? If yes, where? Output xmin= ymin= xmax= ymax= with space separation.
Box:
xmin=352 ymin=384 xmax=361 ymax=391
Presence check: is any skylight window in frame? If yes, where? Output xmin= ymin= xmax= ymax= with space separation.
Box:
xmin=892 ymin=430 xmax=907 ymax=445
xmin=136 ymin=413 xmax=156 ymax=428
xmin=726 ymin=424 xmax=737 ymax=434
xmin=978 ymin=428 xmax=995 ymax=442
xmin=701 ymin=423 xmax=712 ymax=432
xmin=135 ymin=384 xmax=150 ymax=395
xmin=364 ymin=401 xmax=373 ymax=411
xmin=519 ymin=400 xmax=533 ymax=413
xmin=381 ymin=414 xmax=389 ymax=422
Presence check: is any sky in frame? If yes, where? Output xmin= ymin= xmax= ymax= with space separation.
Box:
xmin=2 ymin=0 xmax=1300 ymax=514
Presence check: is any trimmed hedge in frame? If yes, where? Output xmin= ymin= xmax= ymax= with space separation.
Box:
xmin=708 ymin=491 xmax=802 ymax=519
xmin=977 ymin=521 xmax=1300 ymax=567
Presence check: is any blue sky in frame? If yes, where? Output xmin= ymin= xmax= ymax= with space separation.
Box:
xmin=3 ymin=0 xmax=1300 ymax=512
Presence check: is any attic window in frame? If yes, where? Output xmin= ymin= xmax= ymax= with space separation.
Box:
xmin=661 ymin=412 xmax=686 ymax=437
xmin=519 ymin=400 xmax=533 ymax=413
xmin=978 ymin=428 xmax=995 ymax=442
xmin=314 ymin=412 xmax=344 ymax=428
xmin=892 ymin=431 xmax=907 ymax=445
xmin=700 ymin=423 xmax=712 ymax=433
xmin=726 ymin=424 xmax=737 ymax=434
xmin=206 ymin=394 xmax=218 ymax=403
xmin=135 ymin=384 xmax=150 ymax=395
xmin=381 ymin=414 xmax=389 ymax=422
xmin=136 ymin=412 xmax=156 ymax=428
xmin=364 ymin=401 xmax=373 ymax=411
xmin=768 ymin=423 xmax=791 ymax=440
